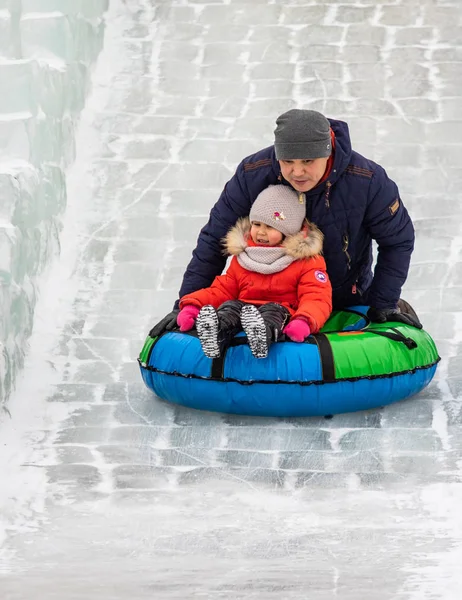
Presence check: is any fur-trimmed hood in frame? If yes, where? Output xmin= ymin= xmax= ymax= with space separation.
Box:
xmin=223 ymin=216 xmax=324 ymax=260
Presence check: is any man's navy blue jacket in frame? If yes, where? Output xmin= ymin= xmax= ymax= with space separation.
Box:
xmin=178 ymin=119 xmax=414 ymax=311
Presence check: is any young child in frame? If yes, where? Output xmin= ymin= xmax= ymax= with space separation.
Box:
xmin=177 ymin=185 xmax=332 ymax=359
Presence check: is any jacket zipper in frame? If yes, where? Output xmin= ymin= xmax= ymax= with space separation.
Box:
xmin=352 ymin=281 xmax=363 ymax=295
xmin=342 ymin=233 xmax=351 ymax=270
xmin=325 ymin=181 xmax=332 ymax=208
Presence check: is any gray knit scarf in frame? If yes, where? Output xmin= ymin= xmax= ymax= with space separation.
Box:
xmin=237 ymin=245 xmax=295 ymax=274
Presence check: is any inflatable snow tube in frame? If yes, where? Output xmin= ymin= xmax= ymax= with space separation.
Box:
xmin=138 ymin=306 xmax=440 ymax=417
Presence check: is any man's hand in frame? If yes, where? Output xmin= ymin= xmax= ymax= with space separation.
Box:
xmin=149 ymin=309 xmax=180 ymax=338
xmin=368 ymin=307 xmax=422 ymax=329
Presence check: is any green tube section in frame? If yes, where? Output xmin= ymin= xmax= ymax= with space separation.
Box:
xmin=320 ymin=311 xmax=439 ymax=379
xmin=139 ymin=336 xmax=156 ymax=366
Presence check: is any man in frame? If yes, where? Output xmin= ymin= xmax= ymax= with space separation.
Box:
xmin=151 ymin=109 xmax=421 ymax=337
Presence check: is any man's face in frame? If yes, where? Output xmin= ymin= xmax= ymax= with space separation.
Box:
xmin=279 ymin=157 xmax=329 ymax=192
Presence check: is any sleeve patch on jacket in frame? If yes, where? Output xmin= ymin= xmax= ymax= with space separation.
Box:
xmin=314 ymin=270 xmax=328 ymax=283
xmin=389 ymin=198 xmax=400 ymax=216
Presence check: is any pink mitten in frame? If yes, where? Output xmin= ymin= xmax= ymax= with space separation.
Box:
xmin=283 ymin=318 xmax=311 ymax=342
xmin=177 ymin=305 xmax=200 ymax=332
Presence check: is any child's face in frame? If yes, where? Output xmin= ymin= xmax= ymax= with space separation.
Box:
xmin=250 ymin=222 xmax=284 ymax=246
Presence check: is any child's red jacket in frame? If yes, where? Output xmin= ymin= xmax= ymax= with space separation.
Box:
xmin=179 ymin=218 xmax=332 ymax=333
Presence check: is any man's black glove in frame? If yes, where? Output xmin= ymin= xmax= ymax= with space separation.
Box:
xmin=149 ymin=309 xmax=180 ymax=338
xmin=368 ymin=307 xmax=422 ymax=330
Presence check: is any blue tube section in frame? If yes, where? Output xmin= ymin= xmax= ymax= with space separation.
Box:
xmin=141 ymin=364 xmax=437 ymax=417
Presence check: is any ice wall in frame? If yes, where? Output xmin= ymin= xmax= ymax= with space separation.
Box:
xmin=0 ymin=0 xmax=108 ymax=403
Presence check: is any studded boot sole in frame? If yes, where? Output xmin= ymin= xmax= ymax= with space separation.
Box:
xmin=196 ymin=305 xmax=220 ymax=359
xmin=241 ymin=305 xmax=269 ymax=359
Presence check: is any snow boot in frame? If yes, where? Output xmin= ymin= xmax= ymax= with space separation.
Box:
xmin=217 ymin=300 xmax=245 ymax=331
xmin=196 ymin=305 xmax=220 ymax=358
xmin=258 ymin=302 xmax=290 ymax=342
xmin=240 ymin=305 xmax=270 ymax=359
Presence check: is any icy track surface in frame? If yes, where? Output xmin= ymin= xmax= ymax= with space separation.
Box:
xmin=1 ymin=0 xmax=462 ymax=598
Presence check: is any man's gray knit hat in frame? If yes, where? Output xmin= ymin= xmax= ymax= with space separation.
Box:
xmin=274 ymin=109 xmax=332 ymax=160
xmin=249 ymin=185 xmax=306 ymax=237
